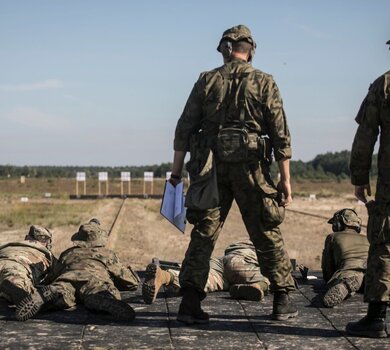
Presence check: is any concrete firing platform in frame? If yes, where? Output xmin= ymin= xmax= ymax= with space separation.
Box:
xmin=0 ymin=273 xmax=389 ymax=350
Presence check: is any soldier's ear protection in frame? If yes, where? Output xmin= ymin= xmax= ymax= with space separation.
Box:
xmin=248 ymin=44 xmax=256 ymax=63
xmin=219 ymin=39 xmax=256 ymax=62
xmin=332 ymin=210 xmax=345 ymax=232
xmin=220 ymin=40 xmax=233 ymax=59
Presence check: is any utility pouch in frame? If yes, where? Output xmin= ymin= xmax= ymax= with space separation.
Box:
xmin=258 ymin=137 xmax=272 ymax=165
xmin=217 ymin=127 xmax=250 ymax=162
xmin=185 ymin=148 xmax=219 ymax=210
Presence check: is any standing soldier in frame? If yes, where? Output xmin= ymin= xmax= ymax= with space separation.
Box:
xmin=170 ymin=25 xmax=297 ymax=324
xmin=321 ymin=209 xmax=369 ymax=308
xmin=16 ymin=219 xmax=140 ymax=322
xmin=346 ymin=40 xmax=390 ymax=338
xmin=0 ymin=225 xmax=54 ymax=306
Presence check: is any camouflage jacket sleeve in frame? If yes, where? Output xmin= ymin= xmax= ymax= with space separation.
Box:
xmin=350 ymin=77 xmax=383 ymax=185
xmin=262 ymin=75 xmax=292 ymax=161
xmin=40 ymin=253 xmax=60 ymax=285
xmin=321 ymin=234 xmax=336 ymax=282
xmin=173 ymin=74 xmax=205 ymax=152
xmin=107 ymin=252 xmax=140 ymax=291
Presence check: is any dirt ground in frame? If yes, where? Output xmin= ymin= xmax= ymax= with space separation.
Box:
xmin=112 ymin=195 xmax=369 ymax=271
xmin=0 ymin=195 xmax=368 ymax=272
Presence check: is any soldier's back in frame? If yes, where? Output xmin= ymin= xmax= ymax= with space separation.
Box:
xmin=0 ymin=241 xmax=51 ymax=269
xmin=332 ymin=230 xmax=369 ymax=270
xmin=56 ymin=246 xmax=115 ymax=282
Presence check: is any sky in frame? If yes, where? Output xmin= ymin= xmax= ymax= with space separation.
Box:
xmin=0 ymin=0 xmax=389 ymax=166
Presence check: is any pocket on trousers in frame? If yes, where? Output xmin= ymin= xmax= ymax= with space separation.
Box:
xmin=366 ymin=201 xmax=390 ymax=244
xmin=261 ymin=195 xmax=285 ymax=228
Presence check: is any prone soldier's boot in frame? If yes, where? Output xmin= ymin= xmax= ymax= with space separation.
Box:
xmin=272 ymin=291 xmax=298 ymax=321
xmin=0 ymin=280 xmax=30 ymax=305
xmin=15 ymin=286 xmax=58 ymax=321
xmin=229 ymin=283 xmax=265 ymax=301
xmin=142 ymin=263 xmax=174 ymax=304
xmin=346 ymin=302 xmax=388 ymax=338
xmin=84 ymin=291 xmax=135 ymax=322
xmin=323 ymin=276 xmax=360 ymax=308
xmin=177 ymin=288 xmax=209 ymax=325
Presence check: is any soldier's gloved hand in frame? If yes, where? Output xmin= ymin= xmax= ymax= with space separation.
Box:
xmin=277 ymin=180 xmax=292 ymax=207
xmin=355 ymin=184 xmax=371 ymax=203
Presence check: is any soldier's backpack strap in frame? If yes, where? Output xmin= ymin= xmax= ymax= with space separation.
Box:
xmin=238 ymin=75 xmax=249 ymax=128
xmin=218 ymin=67 xmax=251 ymax=129
xmin=218 ymin=66 xmax=232 ymax=130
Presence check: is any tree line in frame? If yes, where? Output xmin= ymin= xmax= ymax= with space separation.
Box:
xmin=0 ymin=150 xmax=378 ymax=180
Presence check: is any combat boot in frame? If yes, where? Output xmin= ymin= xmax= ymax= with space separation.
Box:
xmin=84 ymin=292 xmax=135 ymax=322
xmin=177 ymin=288 xmax=209 ymax=325
xmin=323 ymin=276 xmax=360 ymax=308
xmin=346 ymin=302 xmax=388 ymax=338
xmin=229 ymin=283 xmax=264 ymax=301
xmin=142 ymin=263 xmax=174 ymax=304
xmin=0 ymin=280 xmax=30 ymax=305
xmin=15 ymin=286 xmax=58 ymax=321
xmin=272 ymin=291 xmax=298 ymax=321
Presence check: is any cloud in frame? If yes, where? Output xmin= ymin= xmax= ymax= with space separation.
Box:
xmin=4 ymin=107 xmax=71 ymax=132
xmin=298 ymin=25 xmax=329 ymax=39
xmin=0 ymin=79 xmax=64 ymax=92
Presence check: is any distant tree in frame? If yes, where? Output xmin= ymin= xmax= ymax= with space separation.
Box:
xmin=0 ymin=151 xmax=379 ymax=180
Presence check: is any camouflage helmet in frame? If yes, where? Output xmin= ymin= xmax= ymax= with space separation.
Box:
xmin=328 ymin=208 xmax=362 ymax=233
xmin=71 ymin=219 xmax=108 ymax=248
xmin=26 ymin=225 xmax=52 ymax=241
xmin=217 ymin=25 xmax=256 ymax=52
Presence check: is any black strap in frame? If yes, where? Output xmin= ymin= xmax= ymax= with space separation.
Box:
xmin=218 ymin=68 xmax=251 ymax=130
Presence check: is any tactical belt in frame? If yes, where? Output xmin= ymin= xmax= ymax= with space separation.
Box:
xmin=216 ymin=70 xmax=271 ymax=163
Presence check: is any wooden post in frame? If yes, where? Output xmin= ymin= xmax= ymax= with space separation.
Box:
xmin=98 ymin=172 xmax=108 ymax=197
xmin=76 ymin=172 xmax=86 ymax=197
xmin=121 ymin=172 xmax=131 ymax=197
xmin=143 ymin=172 xmax=154 ymax=196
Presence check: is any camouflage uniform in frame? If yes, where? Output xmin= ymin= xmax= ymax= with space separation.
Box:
xmin=49 ymin=223 xmax=140 ymax=309
xmin=50 ymin=245 xmax=139 ymax=309
xmin=16 ymin=220 xmax=139 ymax=322
xmin=346 ymin=50 xmax=390 ymax=337
xmin=174 ymin=48 xmax=295 ymax=297
xmin=350 ymin=70 xmax=390 ymax=303
xmin=0 ymin=226 xmax=54 ymax=304
xmin=168 ymin=241 xmax=270 ymax=293
xmin=322 ymin=229 xmax=369 ymax=286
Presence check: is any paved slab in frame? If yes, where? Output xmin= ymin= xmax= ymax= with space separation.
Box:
xmin=0 ymin=273 xmax=389 ymax=349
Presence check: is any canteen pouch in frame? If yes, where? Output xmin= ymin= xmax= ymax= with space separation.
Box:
xmin=185 ymin=145 xmax=219 ymax=211
xmin=217 ymin=127 xmax=249 ymax=162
